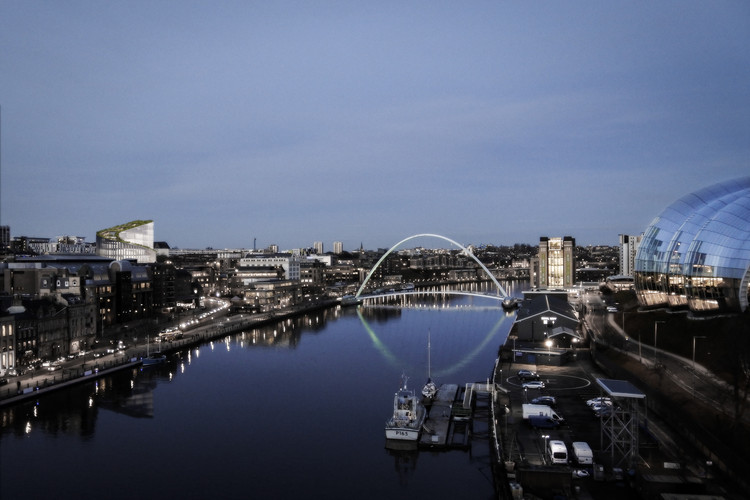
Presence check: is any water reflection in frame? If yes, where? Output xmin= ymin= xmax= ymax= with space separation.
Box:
xmin=357 ymin=305 xmax=514 ymax=378
xmin=385 ymin=441 xmax=420 ymax=487
xmin=0 ymin=305 xmax=347 ymax=439
xmin=1 ymin=281 xmax=526 ymax=442
xmin=1 ymin=281 xmax=530 ymax=500
xmin=97 ymin=373 xmax=156 ymax=419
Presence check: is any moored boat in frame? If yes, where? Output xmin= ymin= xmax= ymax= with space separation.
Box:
xmin=142 ymin=335 xmax=166 ymax=366
xmin=385 ymin=375 xmax=426 ymax=441
xmin=142 ymin=354 xmax=166 ymax=366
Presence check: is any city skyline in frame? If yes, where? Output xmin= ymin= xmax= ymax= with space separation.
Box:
xmin=1 ymin=2 xmax=748 ymax=250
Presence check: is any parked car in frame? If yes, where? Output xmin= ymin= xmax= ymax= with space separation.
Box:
xmin=531 ymin=396 xmax=557 ymax=406
xmin=590 ymin=401 xmax=612 ymax=413
xmin=0 ymin=378 xmax=8 ymax=386
xmin=522 ymin=380 xmax=545 ymax=390
xmin=586 ymin=396 xmax=611 ymax=407
xmin=517 ymin=369 xmax=539 ymax=380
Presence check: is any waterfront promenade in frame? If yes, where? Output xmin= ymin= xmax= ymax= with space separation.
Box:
xmin=0 ymin=298 xmax=338 ymax=407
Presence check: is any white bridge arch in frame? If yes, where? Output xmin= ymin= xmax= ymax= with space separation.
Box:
xmin=354 ymin=233 xmax=509 ymax=300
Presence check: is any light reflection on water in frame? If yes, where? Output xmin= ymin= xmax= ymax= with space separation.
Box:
xmin=1 ymin=281 xmax=526 ymax=500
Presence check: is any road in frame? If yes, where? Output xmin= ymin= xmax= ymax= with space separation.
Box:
xmin=583 ymin=291 xmax=749 ymax=426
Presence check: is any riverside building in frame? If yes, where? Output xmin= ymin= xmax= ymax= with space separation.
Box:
xmin=619 ymin=234 xmax=642 ymax=277
xmin=96 ymin=220 xmax=156 ymax=264
xmin=532 ymin=236 xmax=576 ymax=289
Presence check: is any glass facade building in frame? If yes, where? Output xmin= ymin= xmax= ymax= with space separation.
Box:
xmin=96 ymin=220 xmax=156 ymax=264
xmin=634 ymin=177 xmax=750 ymax=314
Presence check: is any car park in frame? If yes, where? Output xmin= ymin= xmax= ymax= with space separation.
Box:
xmin=522 ymin=380 xmax=545 ymax=390
xmin=517 ymin=369 xmax=539 ymax=380
xmin=531 ymin=396 xmax=556 ymax=406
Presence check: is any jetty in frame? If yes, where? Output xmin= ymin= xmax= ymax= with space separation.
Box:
xmin=417 ymin=381 xmax=502 ymax=449
xmin=420 ymin=383 xmax=469 ymax=448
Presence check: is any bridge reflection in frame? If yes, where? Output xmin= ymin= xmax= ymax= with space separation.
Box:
xmin=356 ymin=302 xmax=515 ymax=378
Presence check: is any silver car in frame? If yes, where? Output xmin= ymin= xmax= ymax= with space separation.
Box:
xmin=522 ymin=380 xmax=545 ymax=390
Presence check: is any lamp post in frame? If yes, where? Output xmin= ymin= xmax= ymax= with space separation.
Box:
xmin=654 ymin=321 xmax=665 ymax=366
xmin=692 ymin=336 xmax=707 ymax=398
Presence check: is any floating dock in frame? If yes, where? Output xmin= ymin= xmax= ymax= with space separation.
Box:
xmin=416 ymin=382 xmax=502 ymax=449
xmin=420 ymin=383 xmax=462 ymax=448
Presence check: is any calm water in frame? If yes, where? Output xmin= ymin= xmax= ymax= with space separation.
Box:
xmin=1 ymin=282 xmax=525 ymax=500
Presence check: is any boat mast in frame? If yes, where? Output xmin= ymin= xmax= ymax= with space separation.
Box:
xmin=427 ymin=329 xmax=431 ymax=380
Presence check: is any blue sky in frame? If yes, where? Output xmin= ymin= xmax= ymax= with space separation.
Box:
xmin=1 ymin=1 xmax=748 ymax=251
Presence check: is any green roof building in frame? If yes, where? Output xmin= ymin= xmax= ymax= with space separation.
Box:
xmin=96 ymin=220 xmax=156 ymax=264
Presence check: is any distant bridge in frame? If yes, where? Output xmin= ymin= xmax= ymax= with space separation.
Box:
xmin=354 ymin=233 xmax=510 ymax=301
xmin=356 ymin=288 xmax=509 ymax=304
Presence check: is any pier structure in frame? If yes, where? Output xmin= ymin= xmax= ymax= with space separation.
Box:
xmin=420 ymin=383 xmax=458 ymax=447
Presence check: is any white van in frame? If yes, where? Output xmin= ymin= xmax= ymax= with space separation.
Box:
xmin=521 ymin=404 xmax=564 ymax=423
xmin=571 ymin=441 xmax=593 ymax=465
xmin=547 ymin=440 xmax=568 ymax=464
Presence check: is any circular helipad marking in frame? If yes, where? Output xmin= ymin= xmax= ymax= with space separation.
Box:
xmin=506 ymin=374 xmax=591 ymax=391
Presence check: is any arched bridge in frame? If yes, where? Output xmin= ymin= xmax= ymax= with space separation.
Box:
xmin=352 ymin=233 xmax=511 ymax=304
xmin=356 ymin=288 xmax=510 ymax=304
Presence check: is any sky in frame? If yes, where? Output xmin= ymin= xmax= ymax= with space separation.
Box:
xmin=1 ymin=1 xmax=748 ymax=252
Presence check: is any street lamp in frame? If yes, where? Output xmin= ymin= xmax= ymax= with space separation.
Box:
xmin=692 ymin=335 xmax=707 ymax=398
xmin=509 ymin=335 xmax=517 ymax=365
xmin=654 ymin=321 xmax=665 ymax=366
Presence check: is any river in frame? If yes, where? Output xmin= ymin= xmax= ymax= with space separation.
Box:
xmin=0 ymin=281 xmax=526 ymax=500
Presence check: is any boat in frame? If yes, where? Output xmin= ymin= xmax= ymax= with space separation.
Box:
xmin=502 ymin=297 xmax=520 ymax=310
xmin=142 ymin=336 xmax=166 ymax=366
xmin=142 ymin=354 xmax=166 ymax=366
xmin=421 ymin=330 xmax=437 ymax=401
xmin=385 ymin=375 xmax=426 ymax=441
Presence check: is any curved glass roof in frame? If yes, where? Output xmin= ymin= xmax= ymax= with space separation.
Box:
xmin=635 ymin=177 xmax=750 ymax=280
